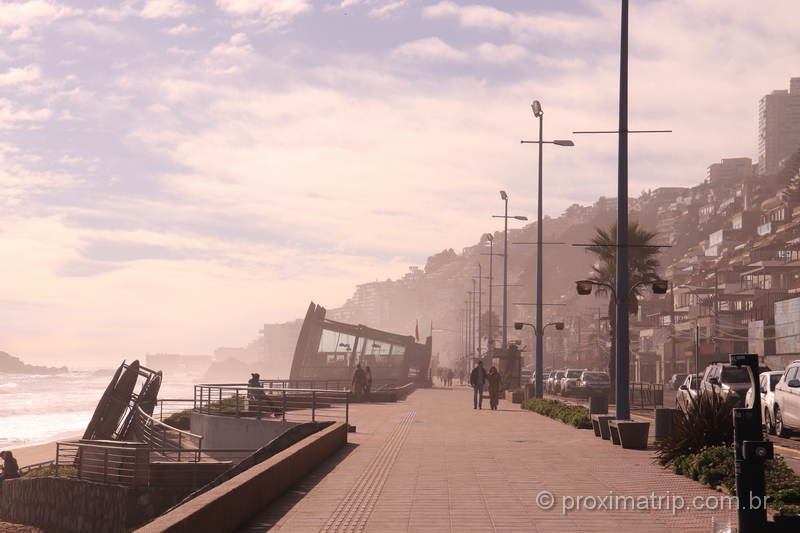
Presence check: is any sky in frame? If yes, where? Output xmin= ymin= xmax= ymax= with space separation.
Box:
xmin=1 ymin=0 xmax=799 ymax=365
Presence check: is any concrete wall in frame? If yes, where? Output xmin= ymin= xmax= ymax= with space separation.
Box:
xmin=0 ymin=476 xmax=185 ymax=533
xmin=135 ymin=421 xmax=348 ymax=533
xmin=190 ymin=413 xmax=299 ymax=452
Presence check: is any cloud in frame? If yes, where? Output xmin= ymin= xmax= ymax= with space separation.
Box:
xmin=0 ymin=98 xmax=51 ymax=128
xmin=140 ymin=0 xmax=195 ymax=19
xmin=165 ymin=23 xmax=199 ymax=35
xmin=0 ymin=65 xmax=41 ymax=86
xmin=392 ymin=37 xmax=467 ymax=62
xmin=475 ymin=42 xmax=527 ymax=64
xmin=0 ymin=0 xmax=78 ymax=39
xmin=369 ymin=0 xmax=406 ymax=18
xmin=215 ymin=0 xmax=311 ymax=28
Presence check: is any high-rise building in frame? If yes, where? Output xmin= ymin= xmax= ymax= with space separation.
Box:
xmin=758 ymin=77 xmax=800 ymax=176
xmin=706 ymin=158 xmax=754 ymax=183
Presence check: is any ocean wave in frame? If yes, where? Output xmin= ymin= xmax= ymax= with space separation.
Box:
xmin=0 ymin=382 xmax=19 ymax=392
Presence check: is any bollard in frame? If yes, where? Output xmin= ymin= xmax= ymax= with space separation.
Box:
xmin=589 ymin=394 xmax=609 ymax=414
xmin=729 ymin=354 xmax=773 ymax=533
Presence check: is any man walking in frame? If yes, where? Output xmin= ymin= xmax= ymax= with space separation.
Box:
xmin=469 ymin=360 xmax=487 ymax=409
xmin=352 ymin=363 xmax=367 ymax=400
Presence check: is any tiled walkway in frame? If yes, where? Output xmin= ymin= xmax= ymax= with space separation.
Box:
xmin=240 ymin=387 xmax=737 ymax=532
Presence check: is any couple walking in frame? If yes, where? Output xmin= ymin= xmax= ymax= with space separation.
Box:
xmin=469 ymin=360 xmax=502 ymax=410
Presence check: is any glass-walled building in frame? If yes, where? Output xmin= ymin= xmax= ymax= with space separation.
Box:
xmin=290 ymin=302 xmax=432 ymax=385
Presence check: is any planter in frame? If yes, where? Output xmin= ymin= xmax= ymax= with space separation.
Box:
xmin=591 ymin=414 xmax=615 ymax=440
xmin=609 ymin=420 xmax=650 ymax=450
xmin=505 ymin=390 xmax=523 ymax=404
xmin=773 ymin=513 xmax=800 ymax=533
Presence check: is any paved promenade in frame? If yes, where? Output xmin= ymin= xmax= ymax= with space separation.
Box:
xmin=240 ymin=387 xmax=736 ymax=533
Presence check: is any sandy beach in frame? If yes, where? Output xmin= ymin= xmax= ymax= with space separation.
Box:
xmin=7 ymin=434 xmax=82 ymax=468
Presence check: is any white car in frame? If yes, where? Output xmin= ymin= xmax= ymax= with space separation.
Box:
xmin=561 ymin=368 xmax=588 ymax=396
xmin=774 ymin=360 xmax=800 ymax=437
xmin=745 ymin=371 xmax=784 ymax=434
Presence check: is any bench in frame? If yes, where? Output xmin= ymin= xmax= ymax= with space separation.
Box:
xmin=608 ymin=420 xmax=650 ymax=450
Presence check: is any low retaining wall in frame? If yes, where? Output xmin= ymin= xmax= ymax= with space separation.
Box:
xmin=136 ymin=421 xmax=348 ymax=533
xmin=189 ymin=413 xmax=299 ymax=451
xmin=0 ymin=477 xmax=185 ymax=533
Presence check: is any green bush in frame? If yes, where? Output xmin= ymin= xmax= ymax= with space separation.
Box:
xmin=656 ymin=391 xmax=736 ymax=465
xmin=23 ymin=465 xmax=77 ymax=478
xmin=163 ymin=410 xmax=192 ymax=430
xmin=664 ymin=446 xmax=800 ymax=515
xmin=523 ymin=398 xmax=592 ymax=429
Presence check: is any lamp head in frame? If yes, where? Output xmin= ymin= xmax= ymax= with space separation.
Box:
xmin=514 ymin=322 xmax=523 ymax=330
xmin=553 ymin=140 xmax=574 ymax=146
xmin=531 ymin=100 xmax=542 ymax=118
xmin=652 ymin=279 xmax=669 ymax=294
xmin=555 ymin=322 xmax=565 ymax=331
xmin=576 ymin=280 xmax=593 ymax=296
xmin=514 ymin=215 xmax=528 ymax=221
xmin=500 ymin=190 xmax=508 ymax=201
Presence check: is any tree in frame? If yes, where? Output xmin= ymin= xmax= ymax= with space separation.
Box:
xmin=586 ymin=222 xmax=662 ymax=398
xmin=781 ymin=170 xmax=800 ymax=206
xmin=479 ymin=310 xmax=500 ymax=345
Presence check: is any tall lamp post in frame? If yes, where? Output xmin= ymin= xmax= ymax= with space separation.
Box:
xmin=494 ymin=192 xmax=528 ymax=350
xmin=575 ymin=277 xmax=669 ymax=418
xmin=515 ymin=321 xmax=565 ymax=372
xmin=521 ymin=100 xmax=574 ymax=398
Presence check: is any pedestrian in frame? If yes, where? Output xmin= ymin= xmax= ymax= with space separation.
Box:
xmin=469 ymin=360 xmax=487 ymax=409
xmin=0 ymin=451 xmax=20 ymax=482
xmin=447 ymin=368 xmax=454 ymax=387
xmin=364 ymin=365 xmax=373 ymax=401
xmin=352 ymin=363 xmax=367 ymax=400
xmin=487 ymin=366 xmax=502 ymax=410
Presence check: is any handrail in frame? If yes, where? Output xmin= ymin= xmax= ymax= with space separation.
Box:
xmin=135 ymin=405 xmax=203 ymax=443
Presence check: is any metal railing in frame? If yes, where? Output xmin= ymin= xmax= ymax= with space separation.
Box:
xmin=55 ymin=440 xmax=255 ymax=488
xmin=629 ymin=382 xmax=664 ymax=409
xmin=128 ymin=405 xmax=204 ymax=461
xmin=193 ymin=384 xmax=350 ymax=426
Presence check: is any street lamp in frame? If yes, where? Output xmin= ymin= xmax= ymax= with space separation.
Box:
xmin=515 ymin=321 xmax=565 ymax=373
xmin=521 ymin=99 xmax=575 ymax=399
xmin=493 ymin=192 xmax=528 ymax=351
xmin=574 ymin=277 xmax=669 ymax=418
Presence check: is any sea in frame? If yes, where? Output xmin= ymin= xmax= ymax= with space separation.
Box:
xmin=0 ymin=370 xmax=199 ymax=450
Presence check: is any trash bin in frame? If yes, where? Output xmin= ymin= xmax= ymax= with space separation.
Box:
xmin=589 ymin=395 xmax=608 ymax=415
xmin=654 ymin=407 xmax=680 ymax=441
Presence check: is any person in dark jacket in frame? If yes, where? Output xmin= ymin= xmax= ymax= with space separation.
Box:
xmin=0 ymin=451 xmax=20 ymax=482
xmin=469 ymin=361 xmax=487 ymax=409
xmin=487 ymin=366 xmax=502 ymax=410
xmin=352 ymin=363 xmax=367 ymax=399
xmin=364 ymin=366 xmax=373 ymax=401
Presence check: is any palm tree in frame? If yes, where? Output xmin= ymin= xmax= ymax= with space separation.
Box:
xmin=586 ymin=222 xmax=662 ymax=397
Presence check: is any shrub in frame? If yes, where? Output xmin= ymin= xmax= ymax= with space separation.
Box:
xmin=523 ymin=398 xmax=592 ymax=429
xmin=655 ymin=391 xmax=736 ymax=465
xmin=23 ymin=465 xmax=77 ymax=478
xmin=163 ymin=410 xmax=191 ymax=430
xmin=664 ymin=446 xmax=800 ymax=515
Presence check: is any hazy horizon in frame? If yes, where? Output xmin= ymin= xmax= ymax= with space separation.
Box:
xmin=2 ymin=0 xmax=799 ymax=366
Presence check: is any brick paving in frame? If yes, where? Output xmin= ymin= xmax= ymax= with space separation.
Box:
xmin=239 ymin=387 xmax=737 ymax=533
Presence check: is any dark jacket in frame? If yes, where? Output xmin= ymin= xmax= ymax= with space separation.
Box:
xmin=2 ymin=456 xmax=19 ymax=478
xmin=470 ymin=366 xmax=487 ymax=387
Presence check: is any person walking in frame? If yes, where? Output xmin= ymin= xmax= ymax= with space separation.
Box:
xmin=364 ymin=366 xmax=373 ymax=401
xmin=447 ymin=368 xmax=454 ymax=387
xmin=352 ymin=363 xmax=367 ymax=400
xmin=487 ymin=366 xmax=502 ymax=410
xmin=469 ymin=360 xmax=487 ymax=409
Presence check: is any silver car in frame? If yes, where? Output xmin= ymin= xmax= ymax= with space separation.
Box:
xmin=745 ymin=371 xmax=784 ymax=434
xmin=561 ymin=368 xmax=589 ymax=396
xmin=675 ymin=374 xmax=701 ymax=412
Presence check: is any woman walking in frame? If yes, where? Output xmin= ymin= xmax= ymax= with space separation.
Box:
xmin=487 ymin=366 xmax=502 ymax=410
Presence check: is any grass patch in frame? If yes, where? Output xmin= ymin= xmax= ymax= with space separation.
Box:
xmin=522 ymin=398 xmax=592 ymax=429
xmin=163 ymin=409 xmax=192 ymax=430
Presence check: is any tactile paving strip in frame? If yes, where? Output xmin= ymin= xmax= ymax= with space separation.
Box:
xmin=320 ymin=411 xmax=416 ymax=531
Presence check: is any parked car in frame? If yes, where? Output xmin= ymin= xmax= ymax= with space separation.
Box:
xmin=548 ymin=370 xmax=566 ymax=394
xmin=521 ymin=366 xmax=533 ymax=385
xmin=700 ymin=362 xmax=771 ymax=407
xmin=576 ymin=371 xmax=610 ymax=398
xmin=745 ymin=371 xmax=784 ymax=434
xmin=675 ymin=374 xmax=701 ymax=412
xmin=773 ymin=360 xmax=800 ymax=437
xmin=669 ymin=373 xmax=688 ymax=390
xmin=561 ymin=368 xmax=589 ymax=396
